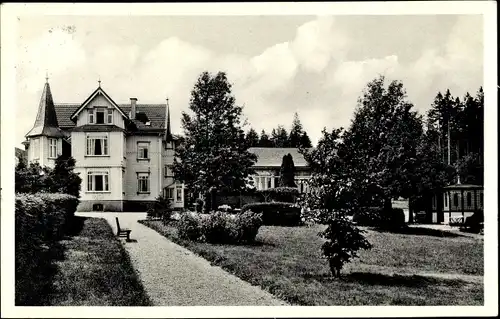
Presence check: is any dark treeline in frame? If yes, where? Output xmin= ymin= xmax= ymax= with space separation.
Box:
xmin=245 ymin=112 xmax=313 ymax=148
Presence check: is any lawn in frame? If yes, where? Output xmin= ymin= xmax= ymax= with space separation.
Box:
xmin=44 ymin=217 xmax=152 ymax=306
xmin=140 ymin=220 xmax=483 ymax=306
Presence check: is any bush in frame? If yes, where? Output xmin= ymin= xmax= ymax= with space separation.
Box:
xmin=353 ymin=207 xmax=406 ymax=230
xmin=319 ymin=215 xmax=372 ymax=277
xmin=242 ymin=202 xmax=301 ymax=226
xmin=15 ymin=156 xmax=82 ymax=198
xmin=352 ymin=207 xmax=382 ymax=227
xmin=202 ymin=211 xmax=238 ymax=244
xmin=462 ymin=210 xmax=484 ymax=233
xmin=233 ymin=210 xmax=263 ymax=243
xmin=177 ymin=212 xmax=203 ymax=241
xmin=147 ymin=195 xmax=173 ymax=223
xmin=176 ymin=211 xmax=263 ymax=244
xmin=381 ymin=208 xmax=406 ymax=230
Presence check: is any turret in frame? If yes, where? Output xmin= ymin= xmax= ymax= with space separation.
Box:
xmin=25 ymin=76 xmax=64 ymax=167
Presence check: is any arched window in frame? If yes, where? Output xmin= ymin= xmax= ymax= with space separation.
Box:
xmin=467 ymin=192 xmax=472 ymax=207
xmin=453 ymin=193 xmax=459 ymax=207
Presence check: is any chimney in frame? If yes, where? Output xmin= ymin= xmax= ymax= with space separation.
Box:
xmin=130 ymin=98 xmax=137 ymax=119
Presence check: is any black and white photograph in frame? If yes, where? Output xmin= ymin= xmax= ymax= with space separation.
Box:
xmin=1 ymin=2 xmax=497 ymax=318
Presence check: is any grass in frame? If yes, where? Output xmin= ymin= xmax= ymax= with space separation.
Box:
xmin=44 ymin=216 xmax=152 ymax=306
xmin=140 ymin=220 xmax=483 ymax=306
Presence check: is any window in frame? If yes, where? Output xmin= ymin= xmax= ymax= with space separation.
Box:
xmin=444 ymin=193 xmax=448 ymax=206
xmin=96 ymin=110 xmax=105 ymax=124
xmin=164 ymin=165 xmax=173 ymax=178
xmin=164 ymin=187 xmax=174 ymax=200
xmin=467 ymin=192 xmax=472 ymax=207
xmin=87 ymin=171 xmax=109 ymax=192
xmin=137 ymin=142 xmax=149 ymax=160
xmin=88 ymin=109 xmax=94 ymax=124
xmin=176 ymin=187 xmax=182 ymax=202
xmin=86 ymin=135 xmax=108 ymax=156
xmin=453 ymin=193 xmax=459 ymax=207
xmin=107 ymin=109 xmax=113 ymax=124
xmin=49 ymin=138 xmax=58 ymax=158
xmin=138 ymin=173 xmax=150 ymax=193
xmin=32 ymin=139 xmax=40 ymax=159
xmin=480 ymin=193 xmax=483 ymax=207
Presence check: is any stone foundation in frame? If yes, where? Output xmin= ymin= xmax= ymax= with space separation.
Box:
xmin=77 ymin=200 xmax=124 ymax=212
xmin=77 ymin=200 xmax=172 ymax=212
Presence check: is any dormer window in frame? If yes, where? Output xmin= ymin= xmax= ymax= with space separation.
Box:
xmin=107 ymin=109 xmax=113 ymax=124
xmin=96 ymin=110 xmax=105 ymax=124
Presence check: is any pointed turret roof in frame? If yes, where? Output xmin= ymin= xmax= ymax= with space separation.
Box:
xmin=165 ymin=98 xmax=173 ymax=142
xmin=25 ymin=80 xmax=64 ymax=138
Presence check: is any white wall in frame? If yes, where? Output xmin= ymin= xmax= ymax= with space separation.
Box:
xmin=72 ymin=131 xmax=125 ymax=201
xmin=76 ymin=94 xmax=125 ymax=129
xmin=75 ymin=166 xmax=123 ymax=202
xmin=124 ymin=135 xmax=163 ymax=201
xmin=26 ymin=136 xmax=62 ymax=169
xmin=161 ymin=142 xmax=185 ymax=208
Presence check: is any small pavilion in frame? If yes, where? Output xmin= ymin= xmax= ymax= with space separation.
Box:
xmin=432 ymin=177 xmax=483 ymax=224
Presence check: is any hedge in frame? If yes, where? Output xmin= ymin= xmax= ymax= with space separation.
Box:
xmin=462 ymin=210 xmax=484 ymax=233
xmin=241 ymin=201 xmax=302 ymax=226
xmin=352 ymin=206 xmax=406 ymax=230
xmin=259 ymin=187 xmax=299 ymax=203
xmin=15 ymin=192 xmax=79 ymax=305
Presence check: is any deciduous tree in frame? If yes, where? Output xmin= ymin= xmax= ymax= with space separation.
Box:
xmin=172 ymin=71 xmax=257 ymax=212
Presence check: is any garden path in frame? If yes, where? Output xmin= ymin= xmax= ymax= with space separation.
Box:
xmin=76 ymin=212 xmax=287 ymax=306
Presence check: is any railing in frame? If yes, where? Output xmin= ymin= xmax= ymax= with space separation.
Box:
xmin=449 ymin=217 xmax=464 ymax=226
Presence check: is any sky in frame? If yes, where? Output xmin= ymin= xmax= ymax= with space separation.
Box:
xmin=15 ymin=14 xmax=483 ymax=148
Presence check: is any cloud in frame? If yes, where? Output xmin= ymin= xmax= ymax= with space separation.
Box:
xmin=16 ymin=16 xmax=483 ymax=147
xmin=291 ymin=16 xmax=349 ymax=73
xmin=327 ymin=55 xmax=399 ymax=94
xmin=17 ymin=28 xmax=86 ymax=94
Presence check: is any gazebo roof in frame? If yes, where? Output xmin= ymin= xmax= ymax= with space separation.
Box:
xmin=443 ymin=183 xmax=483 ymax=190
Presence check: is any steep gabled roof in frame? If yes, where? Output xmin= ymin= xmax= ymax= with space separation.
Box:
xmin=55 ymin=103 xmax=167 ymax=130
xmin=69 ymin=86 xmax=129 ymax=121
xmin=248 ymin=147 xmax=311 ymax=168
xmin=25 ymin=81 xmax=65 ymax=138
xmin=165 ymin=101 xmax=173 ymax=142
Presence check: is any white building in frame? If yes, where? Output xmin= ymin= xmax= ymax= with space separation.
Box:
xmin=23 ymin=79 xmax=185 ymax=211
xmin=248 ymin=147 xmax=311 ymax=193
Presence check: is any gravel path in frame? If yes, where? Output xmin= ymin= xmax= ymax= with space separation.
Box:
xmin=408 ymin=224 xmax=484 ymax=240
xmin=76 ymin=212 xmax=287 ymax=306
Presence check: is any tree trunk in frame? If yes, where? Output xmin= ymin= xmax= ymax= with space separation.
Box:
xmin=203 ymin=192 xmax=210 ymax=214
xmin=329 ymin=259 xmax=341 ymax=278
xmin=383 ymin=197 xmax=392 ymax=210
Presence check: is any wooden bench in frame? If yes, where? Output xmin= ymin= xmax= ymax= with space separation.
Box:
xmin=115 ymin=217 xmax=131 ymax=241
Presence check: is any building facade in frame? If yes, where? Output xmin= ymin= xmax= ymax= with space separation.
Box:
xmin=23 ymin=81 xmax=314 ymax=212
xmin=248 ymin=147 xmax=312 ymax=193
xmin=23 ymin=80 xmax=184 ymax=211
